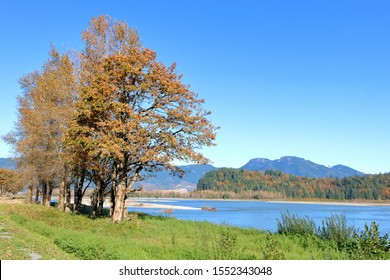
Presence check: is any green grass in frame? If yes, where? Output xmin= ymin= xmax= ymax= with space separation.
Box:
xmin=0 ymin=203 xmax=387 ymax=260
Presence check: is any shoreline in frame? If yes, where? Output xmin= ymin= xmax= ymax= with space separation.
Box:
xmin=263 ymin=200 xmax=390 ymax=207
xmin=126 ymin=199 xmax=201 ymax=210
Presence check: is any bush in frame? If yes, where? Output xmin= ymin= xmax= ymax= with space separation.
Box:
xmin=218 ymin=226 xmax=237 ymax=257
xmin=318 ymin=213 xmax=355 ymax=249
xmin=277 ymin=211 xmax=317 ymax=236
xmin=347 ymin=222 xmax=390 ymax=260
xmin=263 ymin=232 xmax=285 ymax=260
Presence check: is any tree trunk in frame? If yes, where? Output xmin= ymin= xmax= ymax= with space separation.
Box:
xmin=27 ymin=181 xmax=33 ymax=204
xmin=65 ymin=178 xmax=72 ymax=213
xmin=112 ymin=171 xmax=139 ymax=223
xmin=110 ymin=186 xmax=115 ymax=217
xmin=57 ymin=179 xmax=65 ymax=211
xmin=40 ymin=180 xmax=47 ymax=206
xmin=35 ymin=182 xmax=40 ymax=204
xmin=110 ymin=166 xmax=117 ymax=217
xmin=97 ymin=181 xmax=105 ymax=216
xmin=90 ymin=179 xmax=100 ymax=218
xmin=74 ymin=170 xmax=85 ymax=214
xmin=90 ymin=188 xmax=98 ymax=218
xmin=112 ymin=179 xmax=127 ymax=223
xmin=45 ymin=181 xmax=53 ymax=207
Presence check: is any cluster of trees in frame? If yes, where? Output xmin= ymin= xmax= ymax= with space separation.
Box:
xmin=2 ymin=15 xmax=216 ymax=222
xmin=197 ymin=168 xmax=390 ymax=200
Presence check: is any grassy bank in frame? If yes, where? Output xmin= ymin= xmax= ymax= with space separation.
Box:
xmin=0 ymin=202 xmax=388 ymax=260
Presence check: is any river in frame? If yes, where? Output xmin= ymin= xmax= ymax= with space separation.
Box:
xmin=127 ymin=198 xmax=390 ymax=235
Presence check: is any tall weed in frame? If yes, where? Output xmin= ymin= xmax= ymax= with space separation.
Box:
xmin=318 ymin=213 xmax=355 ymax=249
xmin=217 ymin=226 xmax=237 ymax=259
xmin=277 ymin=210 xmax=317 ymax=236
xmin=263 ymin=232 xmax=285 ymax=260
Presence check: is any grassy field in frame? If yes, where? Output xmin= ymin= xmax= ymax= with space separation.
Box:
xmin=0 ymin=201 xmax=388 ymax=260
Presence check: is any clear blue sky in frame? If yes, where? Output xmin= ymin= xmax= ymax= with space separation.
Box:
xmin=0 ymin=0 xmax=389 ymax=174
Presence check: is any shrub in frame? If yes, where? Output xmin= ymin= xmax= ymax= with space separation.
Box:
xmin=263 ymin=232 xmax=285 ymax=260
xmin=217 ymin=226 xmax=237 ymax=259
xmin=277 ymin=211 xmax=317 ymax=236
xmin=318 ymin=213 xmax=355 ymax=249
xmin=347 ymin=222 xmax=390 ymax=260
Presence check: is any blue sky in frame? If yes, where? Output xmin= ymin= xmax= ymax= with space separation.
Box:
xmin=0 ymin=0 xmax=389 ymax=174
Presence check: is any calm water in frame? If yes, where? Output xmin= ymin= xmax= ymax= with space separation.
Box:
xmin=128 ymin=198 xmax=390 ymax=235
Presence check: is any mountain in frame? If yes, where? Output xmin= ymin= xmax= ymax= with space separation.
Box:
xmin=241 ymin=156 xmax=364 ymax=178
xmin=0 ymin=158 xmax=16 ymax=170
xmin=143 ymin=156 xmax=363 ymax=190
xmin=330 ymin=164 xmax=365 ymax=177
xmin=137 ymin=164 xmax=218 ymax=191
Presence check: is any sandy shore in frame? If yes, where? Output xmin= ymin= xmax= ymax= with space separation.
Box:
xmin=78 ymin=197 xmax=201 ymax=210
xmin=126 ymin=200 xmax=201 ymax=210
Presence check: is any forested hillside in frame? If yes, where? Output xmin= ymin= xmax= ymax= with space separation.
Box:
xmin=197 ymin=168 xmax=390 ymax=200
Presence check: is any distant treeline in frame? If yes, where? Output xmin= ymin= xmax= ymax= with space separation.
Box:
xmin=196 ymin=169 xmax=390 ymax=200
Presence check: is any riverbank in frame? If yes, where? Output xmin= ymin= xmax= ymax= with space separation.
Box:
xmin=264 ymin=199 xmax=390 ymax=207
xmin=126 ymin=199 xmax=202 ymax=210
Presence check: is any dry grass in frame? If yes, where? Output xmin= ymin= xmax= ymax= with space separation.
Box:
xmin=0 ymin=197 xmax=27 ymax=205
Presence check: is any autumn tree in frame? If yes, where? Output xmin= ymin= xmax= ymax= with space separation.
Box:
xmin=0 ymin=168 xmax=23 ymax=197
xmin=3 ymin=47 xmax=76 ymax=208
xmin=68 ymin=15 xmax=217 ymax=222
